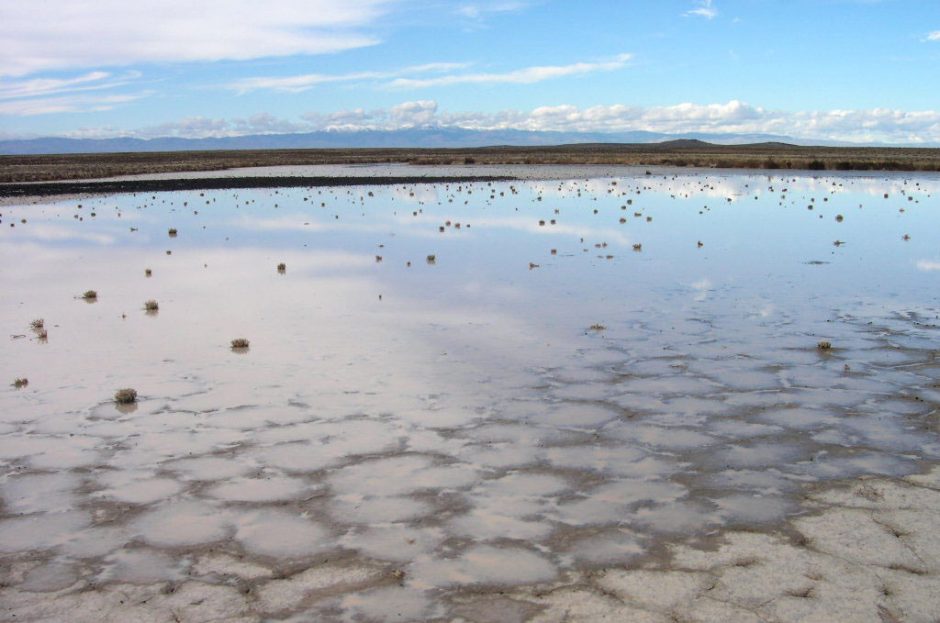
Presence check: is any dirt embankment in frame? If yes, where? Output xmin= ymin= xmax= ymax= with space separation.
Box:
xmin=0 ymin=176 xmax=515 ymax=198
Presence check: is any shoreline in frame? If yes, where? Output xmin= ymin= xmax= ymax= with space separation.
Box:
xmin=4 ymin=142 xmax=940 ymax=185
xmin=0 ymin=175 xmax=515 ymax=198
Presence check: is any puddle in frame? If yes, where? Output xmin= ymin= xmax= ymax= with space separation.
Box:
xmin=1 ymin=166 xmax=939 ymax=621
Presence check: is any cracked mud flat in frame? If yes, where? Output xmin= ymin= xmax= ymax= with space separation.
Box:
xmin=1 ymin=167 xmax=939 ymax=622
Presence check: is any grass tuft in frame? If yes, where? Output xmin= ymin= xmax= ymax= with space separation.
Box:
xmin=82 ymin=290 xmax=97 ymax=300
xmin=144 ymin=299 xmax=159 ymax=312
xmin=13 ymin=378 xmax=28 ymax=388
xmin=231 ymin=338 xmax=250 ymax=350
xmin=817 ymin=340 xmax=832 ymax=351
xmin=114 ymin=388 xmax=137 ymax=404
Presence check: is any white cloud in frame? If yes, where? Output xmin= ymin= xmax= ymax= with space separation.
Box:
xmin=388 ymin=54 xmax=633 ymax=88
xmin=226 ymin=54 xmax=631 ymax=93
xmin=0 ymin=93 xmax=150 ymax=116
xmin=916 ymin=260 xmax=940 ymax=272
xmin=0 ymin=71 xmax=120 ymax=100
xmin=0 ymin=0 xmax=392 ymax=76
xmin=456 ymin=2 xmax=529 ymax=20
xmin=227 ymin=62 xmax=471 ymax=94
xmin=684 ymin=0 xmax=718 ymax=19
xmin=52 ymin=100 xmax=940 ymax=144
xmin=0 ymin=70 xmax=149 ymax=116
xmin=926 ymin=31 xmax=940 ymax=41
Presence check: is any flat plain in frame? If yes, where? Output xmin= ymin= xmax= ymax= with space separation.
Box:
xmin=4 ymin=141 xmax=940 ymax=185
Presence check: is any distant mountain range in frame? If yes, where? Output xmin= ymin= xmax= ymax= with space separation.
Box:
xmin=0 ymin=128 xmax=931 ymax=155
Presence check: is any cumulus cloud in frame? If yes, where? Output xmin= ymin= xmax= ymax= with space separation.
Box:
xmin=684 ymin=0 xmax=718 ymax=19
xmin=389 ymin=54 xmax=633 ymax=88
xmin=0 ymin=0 xmax=392 ymax=76
xmin=926 ymin=31 xmax=940 ymax=41
xmin=55 ymin=100 xmax=940 ymax=144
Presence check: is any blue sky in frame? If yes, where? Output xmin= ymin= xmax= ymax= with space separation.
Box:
xmin=1 ymin=0 xmax=939 ymax=143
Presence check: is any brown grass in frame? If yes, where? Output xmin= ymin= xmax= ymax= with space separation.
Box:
xmin=3 ymin=142 xmax=940 ymax=184
xmin=114 ymin=388 xmax=137 ymax=404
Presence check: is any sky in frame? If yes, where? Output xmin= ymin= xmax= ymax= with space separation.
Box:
xmin=1 ymin=0 xmax=939 ymax=144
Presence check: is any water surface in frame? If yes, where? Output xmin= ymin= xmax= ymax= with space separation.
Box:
xmin=1 ymin=167 xmax=939 ymax=620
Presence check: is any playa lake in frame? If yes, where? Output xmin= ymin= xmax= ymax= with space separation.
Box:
xmin=1 ymin=166 xmax=939 ymax=622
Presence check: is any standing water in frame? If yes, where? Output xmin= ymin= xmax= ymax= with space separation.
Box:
xmin=1 ymin=166 xmax=939 ymax=622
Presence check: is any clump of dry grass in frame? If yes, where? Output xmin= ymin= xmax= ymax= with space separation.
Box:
xmin=632 ymin=243 xmax=643 ymax=251
xmin=835 ymin=214 xmax=844 ymax=222
xmin=589 ymin=324 xmax=606 ymax=331
xmin=817 ymin=340 xmax=832 ymax=351
xmin=82 ymin=290 xmax=97 ymax=300
xmin=13 ymin=378 xmax=28 ymax=388
xmin=168 ymin=228 xmax=178 ymax=237
xmin=30 ymin=318 xmax=44 ymax=330
xmin=426 ymin=254 xmax=436 ymax=264
xmin=114 ymin=388 xmax=137 ymax=404
xmin=231 ymin=338 xmax=250 ymax=350
xmin=144 ymin=299 xmax=159 ymax=312
xmin=145 ymin=268 xmax=152 ymax=277
xmin=277 ymin=262 xmax=286 ymax=273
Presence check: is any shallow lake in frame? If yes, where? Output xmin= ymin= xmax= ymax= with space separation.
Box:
xmin=1 ymin=167 xmax=939 ymax=620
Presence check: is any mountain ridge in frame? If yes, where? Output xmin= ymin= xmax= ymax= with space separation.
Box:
xmin=0 ymin=128 xmax=879 ymax=156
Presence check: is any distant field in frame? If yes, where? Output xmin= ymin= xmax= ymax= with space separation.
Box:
xmin=2 ymin=140 xmax=940 ymax=183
